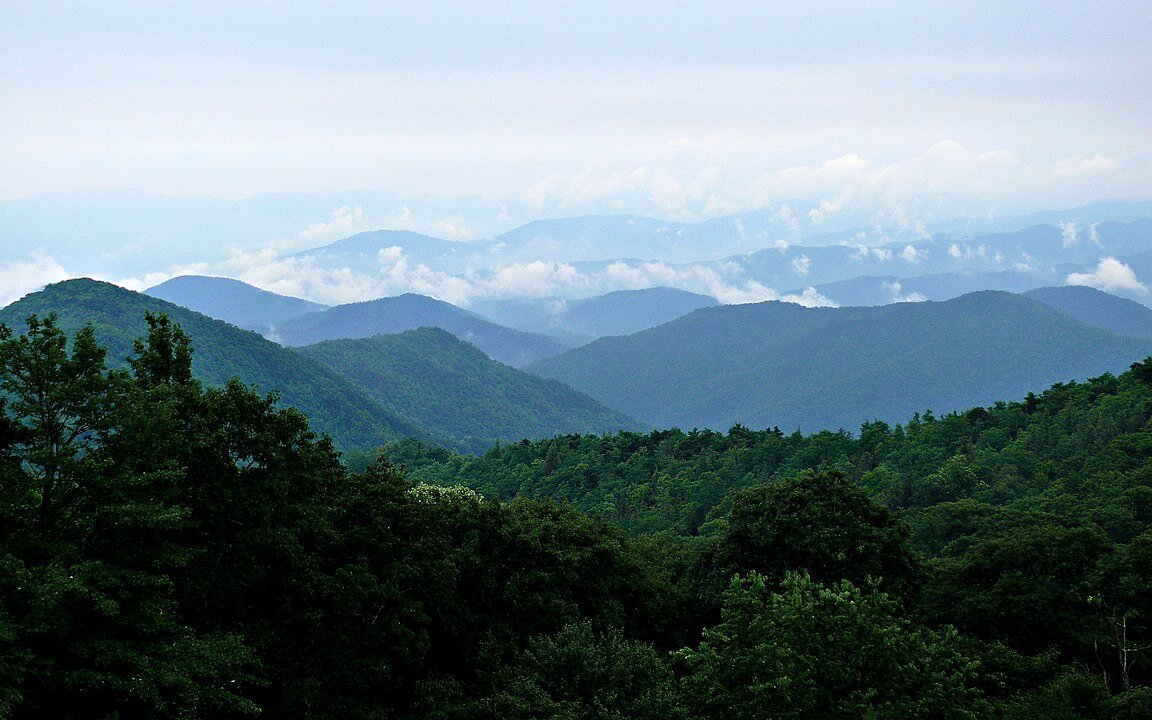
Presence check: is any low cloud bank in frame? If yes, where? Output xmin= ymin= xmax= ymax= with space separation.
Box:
xmin=127 ymin=245 xmax=839 ymax=310
xmin=1067 ymin=258 xmax=1148 ymax=294
xmin=0 ymin=253 xmax=71 ymax=308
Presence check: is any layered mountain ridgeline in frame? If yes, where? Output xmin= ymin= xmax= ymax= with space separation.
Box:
xmin=722 ymin=217 xmax=1152 ymax=299
xmin=274 ymin=293 xmax=569 ymax=367
xmin=473 ymin=287 xmax=719 ymax=344
xmin=298 ymin=328 xmax=641 ymax=454
xmin=0 ymin=278 xmax=423 ymax=450
xmin=527 ymin=290 xmax=1152 ymax=432
xmin=1 ymin=279 xmax=636 ymax=454
xmin=145 ymin=275 xmax=328 ymax=332
xmin=783 ymin=271 xmax=1044 ymax=306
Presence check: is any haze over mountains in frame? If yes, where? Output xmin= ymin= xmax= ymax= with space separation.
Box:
xmin=474 ymin=288 xmax=720 ymax=343
xmin=7 ymin=194 xmax=1151 ymax=311
xmin=263 ymin=294 xmax=569 ymax=367
xmin=143 ymin=276 xmax=722 ymax=352
xmin=188 ymin=200 xmax=1151 ymax=310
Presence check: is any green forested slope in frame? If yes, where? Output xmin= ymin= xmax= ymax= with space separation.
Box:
xmin=297 ymin=327 xmax=641 ymax=453
xmin=528 ymin=291 xmax=1152 ymax=431
xmin=390 ymin=360 xmax=1152 ymax=538
xmin=0 ymin=278 xmax=422 ymax=449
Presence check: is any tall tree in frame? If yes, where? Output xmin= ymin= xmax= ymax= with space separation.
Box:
xmin=679 ymin=572 xmax=988 ymax=720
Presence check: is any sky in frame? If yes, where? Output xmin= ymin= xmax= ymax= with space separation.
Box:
xmin=1 ymin=1 xmax=1151 ymax=304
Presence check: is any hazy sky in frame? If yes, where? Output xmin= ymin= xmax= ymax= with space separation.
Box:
xmin=3 ymin=1 xmax=1150 ymax=219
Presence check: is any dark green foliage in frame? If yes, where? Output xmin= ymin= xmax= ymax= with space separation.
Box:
xmin=386 ymin=425 xmax=807 ymax=535
xmin=718 ymin=471 xmax=920 ymax=597
xmin=393 ymin=353 xmax=1152 ymax=700
xmin=298 ymin=327 xmax=640 ymax=453
xmin=922 ymin=524 xmax=1112 ymax=654
xmin=678 ymin=572 xmax=989 ymax=720
xmin=477 ymin=622 xmax=685 ymax=720
xmin=0 ymin=314 xmax=260 ymax=718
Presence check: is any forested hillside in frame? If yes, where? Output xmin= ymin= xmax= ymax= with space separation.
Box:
xmin=297 ymin=327 xmax=640 ymax=453
xmin=0 ymin=279 xmax=421 ymax=449
xmin=528 ymin=290 xmax=1152 ymax=431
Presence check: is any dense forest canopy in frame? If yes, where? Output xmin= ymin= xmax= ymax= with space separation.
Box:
xmin=4 ymin=312 xmax=1152 ymax=718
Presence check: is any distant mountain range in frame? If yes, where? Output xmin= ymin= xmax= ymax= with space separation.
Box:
xmin=145 ymin=276 xmax=721 ymax=349
xmin=143 ymin=276 xmax=573 ymax=367
xmin=1023 ymin=285 xmax=1152 ymax=339
xmin=264 ymin=209 xmax=1152 ymax=310
xmin=714 ymin=219 xmax=1152 ymax=302
xmin=473 ymin=287 xmax=719 ymax=343
xmin=527 ymin=290 xmax=1152 ymax=432
xmin=6 ymin=192 xmax=1151 ymax=306
xmin=146 ymin=275 xmax=328 ymax=332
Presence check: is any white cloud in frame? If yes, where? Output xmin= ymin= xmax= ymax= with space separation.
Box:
xmin=900 ymin=244 xmax=926 ymax=262
xmin=1061 ymin=221 xmax=1079 ymax=247
xmin=773 ymin=204 xmax=800 ymax=232
xmin=808 ymin=198 xmax=843 ymax=224
xmin=1052 ymin=155 xmax=1121 ymax=178
xmin=377 ymin=246 xmax=405 ymax=264
xmin=0 ymin=252 xmax=71 ymax=307
xmin=882 ymin=279 xmax=928 ymax=303
xmin=850 ymin=245 xmax=893 ymax=262
xmin=771 ymin=238 xmax=790 ymax=254
xmin=487 ymin=261 xmax=593 ymax=299
xmin=781 ymin=287 xmax=838 ymax=308
xmin=432 ymin=221 xmax=475 ymax=240
xmin=1088 ymin=222 xmax=1103 ymax=248
xmin=298 ymin=204 xmax=363 ymax=241
xmin=792 ymin=254 xmax=811 ymax=276
xmin=1067 ymin=258 xmax=1148 ymax=294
